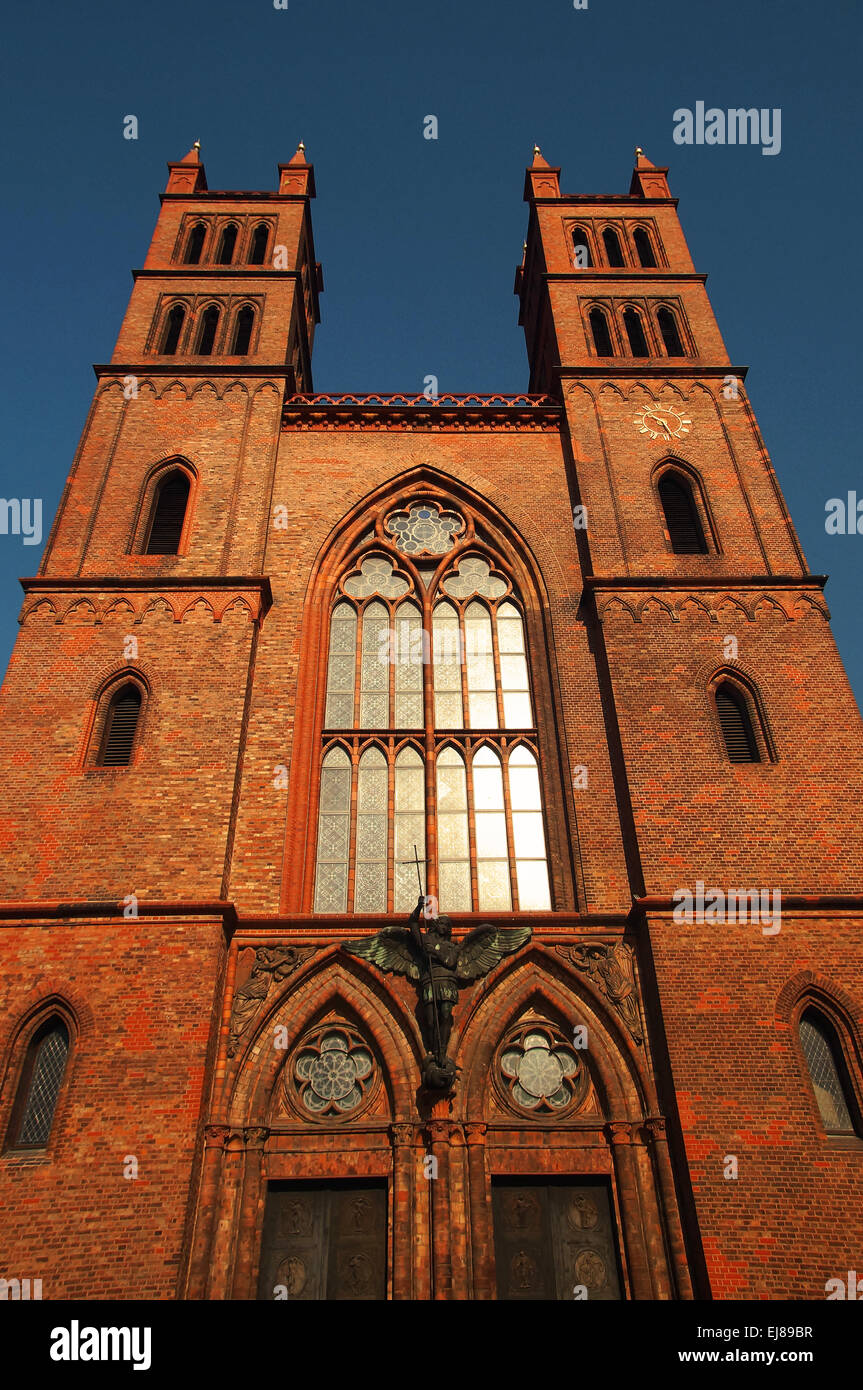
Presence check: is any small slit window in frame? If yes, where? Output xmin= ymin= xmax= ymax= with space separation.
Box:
xmin=602 ymin=228 xmax=625 ymax=267
xmin=623 ymin=307 xmax=649 ymax=357
xmin=216 ymin=224 xmax=238 ymax=265
xmin=714 ymin=682 xmax=760 ymax=763
xmin=8 ymin=1019 xmax=69 ymax=1149
xmin=799 ymin=1009 xmax=858 ymax=1135
xmin=658 ymin=472 xmax=707 ymax=554
xmin=634 ymin=228 xmax=657 ymax=268
xmin=99 ymin=683 xmax=142 ymax=767
xmin=249 ymin=224 xmax=269 ymax=264
xmin=160 ymin=305 xmax=185 ymax=355
xmin=658 ymin=306 xmax=686 ymax=357
xmin=231 ymin=306 xmax=255 ymax=355
xmin=196 ymin=306 xmax=220 ymax=356
xmin=589 ymin=307 xmax=614 ymax=357
xmin=144 ymin=470 xmax=190 ymax=554
xmin=183 ymin=223 xmax=206 ymax=265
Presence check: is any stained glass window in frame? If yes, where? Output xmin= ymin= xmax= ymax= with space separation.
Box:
xmin=313 ymin=505 xmax=553 ymax=914
xmin=508 ymin=747 xmax=551 ymax=910
xmin=473 ymin=746 xmax=511 ymax=911
xmin=394 ymin=747 xmax=425 ymax=912
xmin=314 ymin=747 xmax=351 ymax=913
xmin=799 ymin=1011 xmax=856 ymax=1134
xmin=386 ymin=504 xmax=463 ymax=555
xmin=324 ymin=602 xmax=357 ymax=728
xmin=13 ymin=1020 xmax=69 ymax=1148
xmin=355 ymin=747 xmax=388 ymax=913
xmin=436 ymin=747 xmax=471 ymax=911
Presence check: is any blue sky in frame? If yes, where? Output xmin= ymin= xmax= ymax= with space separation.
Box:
xmin=1 ymin=0 xmax=861 ymax=705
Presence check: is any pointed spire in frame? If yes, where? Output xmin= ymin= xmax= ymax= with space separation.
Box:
xmin=629 ymin=145 xmax=670 ymax=198
xmin=165 ymin=142 xmax=207 ymax=193
xmin=278 ymin=141 xmax=316 ymax=197
xmin=523 ymin=144 xmax=560 ymax=201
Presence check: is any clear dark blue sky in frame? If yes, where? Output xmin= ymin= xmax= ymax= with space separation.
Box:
xmin=1 ymin=0 xmax=861 ymax=705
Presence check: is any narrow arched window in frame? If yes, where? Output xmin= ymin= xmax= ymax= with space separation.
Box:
xmin=658 ymin=472 xmax=707 ymax=554
xmin=602 ymin=228 xmax=625 ymax=267
xmin=230 ymin=306 xmax=255 ymax=355
xmin=160 ymin=305 xmax=185 ymax=355
xmin=623 ymin=307 xmax=649 ymax=357
xmin=216 ymin=224 xmax=238 ymax=265
xmin=99 ymin=683 xmax=143 ymax=767
xmin=313 ymin=746 xmax=351 ymax=913
xmin=634 ymin=227 xmax=657 ymax=267
xmin=183 ymin=223 xmax=206 ymax=265
xmin=196 ymin=306 xmax=220 ymax=355
xmin=144 ymin=469 xmax=190 ymax=554
xmin=714 ymin=682 xmax=759 ymax=763
xmin=571 ymin=227 xmax=592 ymax=267
xmin=589 ymin=307 xmax=614 ymax=357
xmin=8 ymin=1019 xmax=69 ymax=1149
xmin=799 ymin=1009 xmax=858 ymax=1134
xmin=658 ymin=306 xmax=685 ymax=357
xmin=249 ymin=223 xmax=269 ymax=264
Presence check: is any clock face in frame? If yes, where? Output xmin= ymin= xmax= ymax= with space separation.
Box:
xmin=633 ymin=405 xmax=692 ymax=441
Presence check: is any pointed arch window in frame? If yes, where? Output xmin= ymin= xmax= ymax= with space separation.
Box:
xmin=7 ymin=1018 xmax=69 ymax=1150
xmin=314 ymin=512 xmax=552 ymax=913
xmin=623 ymin=307 xmax=650 ymax=357
xmin=143 ymin=469 xmax=190 ymax=554
xmin=657 ymin=471 xmax=708 ymax=554
xmin=589 ymin=307 xmax=614 ymax=357
xmin=160 ymin=305 xmax=185 ymax=355
xmin=98 ymin=682 xmax=143 ymax=767
xmin=714 ymin=681 xmax=760 ymax=763
xmin=799 ymin=1009 xmax=859 ymax=1135
xmin=602 ymin=228 xmax=625 ymax=267
xmin=196 ymin=306 xmax=220 ymax=356
xmin=216 ymin=224 xmax=238 ymax=265
xmin=249 ymin=223 xmax=269 ymax=264
xmin=231 ymin=306 xmax=255 ymax=355
xmin=571 ymin=227 xmax=592 ymax=267
xmin=633 ymin=227 xmax=657 ymax=268
xmin=657 ymin=306 xmax=685 ymax=357
xmin=183 ymin=223 xmax=206 ymax=265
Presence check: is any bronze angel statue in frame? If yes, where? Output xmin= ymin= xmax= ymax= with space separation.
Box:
xmin=343 ymin=895 xmax=531 ymax=1090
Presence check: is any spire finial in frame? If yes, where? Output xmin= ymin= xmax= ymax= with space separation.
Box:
xmin=193 ymin=140 xmax=201 ymax=153
xmin=634 ymin=146 xmax=643 ymax=158
xmin=298 ymin=140 xmax=305 ymax=154
xmin=532 ymin=143 xmax=541 ymax=157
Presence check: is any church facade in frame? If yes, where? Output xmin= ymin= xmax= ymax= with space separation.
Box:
xmin=0 ymin=143 xmax=862 ymax=1301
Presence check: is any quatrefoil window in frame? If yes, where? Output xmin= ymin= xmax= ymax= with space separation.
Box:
xmin=293 ymin=1026 xmax=375 ymax=1116
xmin=385 ymin=504 xmax=463 ymax=555
xmin=441 ymin=556 xmax=507 ymax=600
xmin=499 ymin=1023 xmax=588 ymax=1115
xmin=343 ymin=556 xmax=410 ymax=599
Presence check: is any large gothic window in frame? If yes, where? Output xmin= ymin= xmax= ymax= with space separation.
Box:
xmin=313 ymin=502 xmax=552 ymax=916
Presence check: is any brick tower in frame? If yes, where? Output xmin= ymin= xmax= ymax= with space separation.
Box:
xmin=0 ymin=144 xmax=861 ymax=1302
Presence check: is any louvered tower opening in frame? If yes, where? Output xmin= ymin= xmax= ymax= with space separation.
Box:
xmin=715 ymin=683 xmax=760 ymax=763
xmin=658 ymin=474 xmax=707 ymax=554
xmin=100 ymin=684 xmax=142 ymax=767
xmin=145 ymin=472 xmax=190 ymax=554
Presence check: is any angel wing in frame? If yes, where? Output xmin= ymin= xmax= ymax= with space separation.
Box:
xmin=341 ymin=927 xmax=423 ymax=981
xmin=456 ymin=923 xmax=532 ymax=981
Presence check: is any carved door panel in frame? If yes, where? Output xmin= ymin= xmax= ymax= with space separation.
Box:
xmin=492 ymin=1180 xmax=622 ymax=1300
xmin=257 ymin=1181 xmax=386 ymax=1301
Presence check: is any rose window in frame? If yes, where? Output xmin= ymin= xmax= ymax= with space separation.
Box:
xmin=385 ymin=504 xmax=463 ymax=555
xmin=292 ymin=1026 xmax=375 ymax=1117
xmin=499 ymin=1024 xmax=587 ymax=1115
